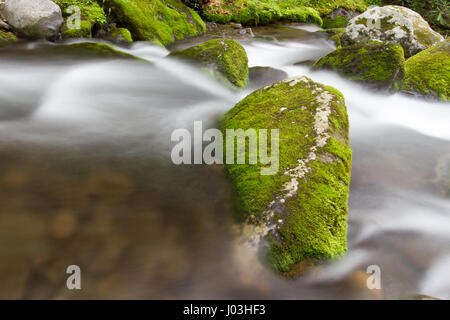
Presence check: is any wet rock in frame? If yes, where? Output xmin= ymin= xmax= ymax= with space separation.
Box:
xmin=0 ymin=17 xmax=10 ymax=30
xmin=0 ymin=42 xmax=144 ymax=61
xmin=341 ymin=6 xmax=444 ymax=57
xmin=401 ymin=39 xmax=449 ymax=101
xmin=248 ymin=66 xmax=288 ymax=89
xmin=169 ymin=38 xmax=249 ymax=88
xmin=0 ymin=0 xmax=63 ymax=40
xmin=222 ymin=76 xmax=352 ymax=275
xmin=314 ymin=41 xmax=406 ymax=91
xmin=95 ymin=24 xmax=133 ymax=43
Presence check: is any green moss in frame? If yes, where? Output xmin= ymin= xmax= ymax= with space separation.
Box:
xmin=0 ymin=30 xmax=18 ymax=43
xmin=314 ymin=41 xmax=406 ymax=90
xmin=221 ymin=76 xmax=351 ymax=274
xmin=101 ymin=0 xmax=206 ymax=45
xmin=401 ymin=39 xmax=450 ymax=101
xmin=203 ymin=1 xmax=323 ymax=26
xmin=309 ymin=0 xmax=368 ymax=15
xmin=329 ymin=34 xmax=341 ymax=48
xmin=202 ymin=0 xmax=369 ymax=26
xmin=169 ymin=38 xmax=248 ymax=87
xmin=54 ymin=0 xmax=107 ymax=26
xmin=111 ymin=27 xmax=133 ymax=42
xmin=322 ymin=15 xmax=349 ymax=29
xmin=62 ymin=20 xmax=92 ymax=38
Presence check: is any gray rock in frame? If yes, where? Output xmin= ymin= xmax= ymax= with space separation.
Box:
xmin=248 ymin=66 xmax=288 ymax=89
xmin=0 ymin=17 xmax=10 ymax=30
xmin=0 ymin=0 xmax=63 ymax=40
xmin=341 ymin=5 xmax=443 ymax=57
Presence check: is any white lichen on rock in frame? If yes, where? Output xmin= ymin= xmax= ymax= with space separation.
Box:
xmin=239 ymin=76 xmax=336 ymax=249
xmin=342 ymin=5 xmax=443 ymax=57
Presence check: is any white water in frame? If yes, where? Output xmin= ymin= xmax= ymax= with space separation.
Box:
xmin=0 ymin=26 xmax=449 ymax=299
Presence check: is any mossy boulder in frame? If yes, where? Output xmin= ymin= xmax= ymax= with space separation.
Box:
xmin=169 ymin=38 xmax=248 ymax=88
xmin=222 ymin=76 xmax=352 ymax=274
xmin=401 ymin=39 xmax=450 ymax=101
xmin=61 ymin=20 xmax=92 ymax=38
xmin=202 ymin=0 xmax=370 ymax=26
xmin=314 ymin=41 xmax=405 ymax=90
xmin=342 ymin=5 xmax=444 ymax=57
xmin=95 ymin=25 xmax=134 ymax=43
xmin=111 ymin=27 xmax=133 ymax=43
xmin=322 ymin=7 xmax=360 ymax=29
xmin=100 ymin=0 xmax=205 ymax=45
xmin=203 ymin=1 xmax=323 ymax=26
xmin=0 ymin=29 xmax=18 ymax=44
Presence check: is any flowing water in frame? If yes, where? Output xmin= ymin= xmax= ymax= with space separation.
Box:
xmin=0 ymin=24 xmax=449 ymax=299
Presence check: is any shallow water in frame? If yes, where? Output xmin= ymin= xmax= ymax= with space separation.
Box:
xmin=0 ymin=24 xmax=449 ymax=299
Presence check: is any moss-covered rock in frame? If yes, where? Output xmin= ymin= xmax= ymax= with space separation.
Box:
xmin=401 ymin=39 xmax=450 ymax=101
xmin=342 ymin=5 xmax=444 ymax=57
xmin=314 ymin=41 xmax=405 ymax=90
xmin=329 ymin=33 xmax=342 ymax=48
xmin=0 ymin=29 xmax=18 ymax=44
xmin=322 ymin=7 xmax=360 ymax=29
xmin=95 ymin=24 xmax=134 ymax=43
xmin=110 ymin=27 xmax=133 ymax=43
xmin=100 ymin=0 xmax=205 ymax=45
xmin=222 ymin=76 xmax=352 ymax=274
xmin=169 ymin=38 xmax=248 ymax=87
xmin=203 ymin=1 xmax=323 ymax=26
xmin=62 ymin=20 xmax=92 ymax=38
xmin=202 ymin=0 xmax=369 ymax=26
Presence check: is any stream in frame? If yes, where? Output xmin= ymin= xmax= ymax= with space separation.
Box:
xmin=0 ymin=24 xmax=449 ymax=299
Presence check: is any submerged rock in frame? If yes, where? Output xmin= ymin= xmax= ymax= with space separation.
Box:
xmin=314 ymin=41 xmax=405 ymax=91
xmin=0 ymin=0 xmax=63 ymax=40
xmin=169 ymin=38 xmax=248 ymax=88
xmin=0 ymin=42 xmax=143 ymax=61
xmin=341 ymin=5 xmax=444 ymax=57
xmin=101 ymin=0 xmax=205 ymax=45
xmin=248 ymin=66 xmax=288 ymax=89
xmin=222 ymin=76 xmax=352 ymax=274
xmin=401 ymin=39 xmax=449 ymax=101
